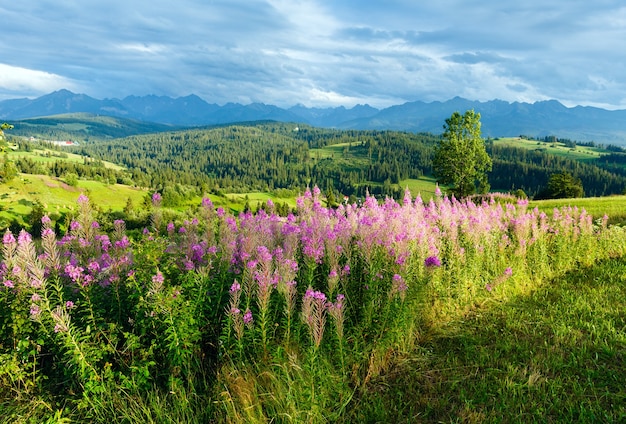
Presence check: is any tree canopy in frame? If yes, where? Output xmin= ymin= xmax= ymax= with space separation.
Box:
xmin=540 ymin=171 xmax=584 ymax=199
xmin=432 ymin=110 xmax=492 ymax=197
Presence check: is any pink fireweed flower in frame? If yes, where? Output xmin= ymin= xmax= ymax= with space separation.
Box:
xmin=327 ymin=293 xmax=346 ymax=340
xmin=114 ymin=236 xmax=130 ymax=249
xmin=31 ymin=293 xmax=41 ymax=302
xmin=302 ymin=288 xmax=328 ymax=348
xmin=183 ymin=260 xmax=194 ymax=271
xmin=97 ymin=234 xmax=112 ymax=251
xmin=65 ymin=301 xmax=75 ymax=309
xmin=243 ymin=309 xmax=253 ymax=326
xmin=167 ymin=222 xmax=175 ymax=233
xmin=17 ymin=230 xmax=32 ymax=245
xmin=151 ymin=192 xmax=162 ymax=206
xmin=65 ymin=263 xmax=84 ymax=284
xmin=230 ymin=282 xmax=241 ymax=293
xmin=202 ymin=197 xmax=214 ymax=209
xmin=77 ymin=194 xmax=89 ymax=204
xmin=424 ymin=256 xmax=442 ymax=268
xmin=2 ymin=231 xmax=16 ymax=245
xmin=87 ymin=261 xmax=100 ymax=274
xmin=391 ymin=274 xmax=408 ymax=300
xmin=152 ymin=271 xmax=164 ymax=284
xmin=30 ymin=304 xmax=41 ymax=319
xmin=256 ymin=245 xmax=272 ymax=263
xmin=3 ymin=280 xmax=14 ymax=288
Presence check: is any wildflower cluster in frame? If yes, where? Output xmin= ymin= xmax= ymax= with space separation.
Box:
xmin=0 ymin=188 xmax=615 ymax=421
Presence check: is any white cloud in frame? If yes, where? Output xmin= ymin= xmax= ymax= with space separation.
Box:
xmin=1 ymin=0 xmax=626 ymax=109
xmin=0 ymin=63 xmax=80 ymax=99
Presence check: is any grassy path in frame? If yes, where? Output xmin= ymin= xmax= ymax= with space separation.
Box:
xmin=348 ymin=256 xmax=626 ymax=423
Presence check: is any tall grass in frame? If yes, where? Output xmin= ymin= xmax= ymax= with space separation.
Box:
xmin=1 ymin=189 xmax=625 ymax=422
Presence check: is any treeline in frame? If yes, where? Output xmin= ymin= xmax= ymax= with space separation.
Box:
xmin=488 ymin=145 xmax=626 ymax=197
xmin=10 ymin=140 xmax=133 ymax=185
xmin=13 ymin=121 xmax=625 ymax=200
xmin=71 ymin=123 xmax=439 ymax=198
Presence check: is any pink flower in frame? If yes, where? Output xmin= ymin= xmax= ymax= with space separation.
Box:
xmin=202 ymin=197 xmax=214 ymax=209
xmin=30 ymin=304 xmax=41 ymax=319
xmin=424 ymin=256 xmax=442 ymax=268
xmin=17 ymin=230 xmax=32 ymax=245
xmin=2 ymin=231 xmax=16 ymax=245
xmin=152 ymin=272 xmax=164 ymax=284
xmin=243 ymin=309 xmax=253 ymax=325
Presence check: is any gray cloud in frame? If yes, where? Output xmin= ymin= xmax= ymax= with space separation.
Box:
xmin=1 ymin=0 xmax=625 ymax=109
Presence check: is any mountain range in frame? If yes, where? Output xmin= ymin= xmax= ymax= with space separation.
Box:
xmin=2 ymin=89 xmax=626 ymax=144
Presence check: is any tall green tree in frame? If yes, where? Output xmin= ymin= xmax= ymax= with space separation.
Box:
xmin=0 ymin=123 xmax=17 ymax=183
xmin=432 ymin=110 xmax=492 ymax=197
xmin=543 ymin=171 xmax=584 ymax=199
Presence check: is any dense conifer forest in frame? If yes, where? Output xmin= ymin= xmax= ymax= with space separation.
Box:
xmin=64 ymin=122 xmax=626 ymax=199
xmin=6 ymin=120 xmax=626 ymax=200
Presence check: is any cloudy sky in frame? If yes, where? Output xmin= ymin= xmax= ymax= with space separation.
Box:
xmin=1 ymin=0 xmax=625 ymax=109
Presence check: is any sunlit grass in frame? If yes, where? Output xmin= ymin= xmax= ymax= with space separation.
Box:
xmin=493 ymin=137 xmax=605 ymax=162
xmin=530 ymin=195 xmax=626 ymax=224
xmin=0 ymin=173 xmax=147 ymax=227
xmin=348 ymin=256 xmax=626 ymax=423
xmin=8 ymin=148 xmax=125 ymax=170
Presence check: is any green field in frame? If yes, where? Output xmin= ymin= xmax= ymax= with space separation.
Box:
xmin=493 ymin=137 xmax=605 ymax=162
xmin=530 ymin=195 xmax=626 ymax=225
xmin=8 ymin=147 xmax=125 ymax=170
xmin=0 ymin=173 xmax=147 ymax=227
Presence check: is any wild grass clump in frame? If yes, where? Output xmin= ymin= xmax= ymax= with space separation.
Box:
xmin=1 ymin=188 xmax=624 ymax=422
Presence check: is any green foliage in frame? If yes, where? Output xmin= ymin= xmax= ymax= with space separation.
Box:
xmin=1 ymin=123 xmax=17 ymax=183
xmin=1 ymin=191 xmax=626 ymax=422
xmin=537 ymin=171 xmax=585 ymax=199
xmin=63 ymin=172 xmax=79 ymax=187
xmin=433 ymin=110 xmax=492 ymax=197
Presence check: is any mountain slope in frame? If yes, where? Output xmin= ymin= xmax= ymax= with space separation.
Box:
xmin=2 ymin=90 xmax=626 ymax=144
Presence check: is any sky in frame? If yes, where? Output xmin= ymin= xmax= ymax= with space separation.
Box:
xmin=1 ymin=0 xmax=626 ymax=109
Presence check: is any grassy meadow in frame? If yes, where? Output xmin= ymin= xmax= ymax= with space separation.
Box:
xmin=0 ymin=173 xmax=147 ymax=227
xmin=2 ymin=131 xmax=626 ymax=422
xmin=1 ymin=188 xmax=625 ymax=423
xmin=492 ymin=137 xmax=606 ymax=163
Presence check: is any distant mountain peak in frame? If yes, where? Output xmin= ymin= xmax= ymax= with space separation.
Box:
xmin=1 ymin=90 xmax=625 ymax=143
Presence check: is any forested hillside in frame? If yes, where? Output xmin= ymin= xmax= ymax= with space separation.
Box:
xmin=67 ymin=122 xmax=626 ymax=199
xmin=488 ymin=144 xmax=626 ymax=197
xmin=70 ymin=123 xmax=439 ymax=199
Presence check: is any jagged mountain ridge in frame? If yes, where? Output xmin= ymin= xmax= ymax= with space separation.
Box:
xmin=1 ymin=89 xmax=626 ymax=143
